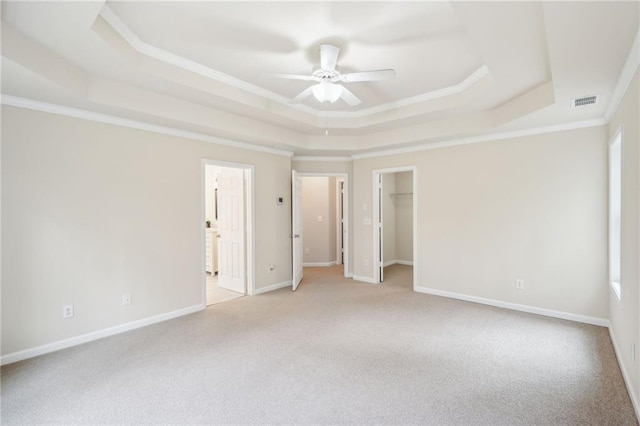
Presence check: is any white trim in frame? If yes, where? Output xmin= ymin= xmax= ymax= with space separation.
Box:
xmin=292 ymin=156 xmax=352 ymax=162
xmin=351 ymin=118 xmax=607 ymax=160
xmin=414 ymin=286 xmax=609 ymax=327
xmin=1 ymin=95 xmax=294 ymax=157
xmin=0 ymin=304 xmax=204 ymax=366
xmin=303 ymin=261 xmax=337 ymax=267
xmin=246 ymin=167 xmax=256 ymax=296
xmin=608 ymin=126 xmax=623 ymax=302
xmin=345 ymin=272 xmax=354 ymax=278
xmin=352 ymin=275 xmax=377 ymax=284
xmin=396 ymin=260 xmax=414 ymax=266
xmin=253 ymin=280 xmax=292 ymax=295
xmin=99 ymin=5 xmax=316 ymax=117
xmin=383 ymin=260 xmax=397 ymax=267
xmin=336 ymin=177 xmax=343 ymax=265
xmin=609 ymin=328 xmax=640 ymax=421
xmin=1 ymin=95 xmax=609 ymax=161
xmin=605 ymin=27 xmax=640 ymax=121
xmin=322 ymin=66 xmax=490 ymax=119
xmin=99 ymin=7 xmax=490 ymax=122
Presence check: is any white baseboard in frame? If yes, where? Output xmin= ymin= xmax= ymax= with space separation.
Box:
xmin=0 ymin=304 xmax=205 ymax=366
xmin=253 ymin=280 xmax=292 ymax=295
xmin=352 ymin=275 xmax=377 ymax=284
xmin=303 ymin=261 xmax=336 ymax=267
xmin=609 ymin=328 xmax=640 ymax=421
xmin=414 ymin=286 xmax=609 ymax=327
xmin=345 ymin=272 xmax=353 ymax=278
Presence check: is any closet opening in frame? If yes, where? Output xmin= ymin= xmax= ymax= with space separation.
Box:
xmin=373 ymin=167 xmax=417 ymax=289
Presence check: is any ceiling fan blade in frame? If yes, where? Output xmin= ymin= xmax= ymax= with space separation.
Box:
xmin=340 ymin=69 xmax=396 ymax=83
xmin=338 ymin=85 xmax=361 ymax=106
xmin=290 ymin=86 xmax=314 ymax=103
xmin=265 ymin=73 xmax=316 ymax=81
xmin=320 ymin=44 xmax=340 ymax=71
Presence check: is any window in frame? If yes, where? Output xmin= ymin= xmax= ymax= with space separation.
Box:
xmin=609 ymin=129 xmax=622 ymax=299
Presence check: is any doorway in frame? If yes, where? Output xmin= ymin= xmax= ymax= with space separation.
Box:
xmin=373 ymin=167 xmax=417 ymax=288
xmin=202 ymin=160 xmax=255 ymax=305
xmin=291 ymin=172 xmax=349 ymax=290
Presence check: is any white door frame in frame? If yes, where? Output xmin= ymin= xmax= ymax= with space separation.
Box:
xmin=297 ymin=172 xmax=350 ymax=278
xmin=201 ymin=159 xmax=255 ymax=302
xmin=336 ymin=178 xmax=345 ymax=265
xmin=292 ymin=170 xmax=303 ymax=290
xmin=372 ymin=166 xmax=417 ymax=288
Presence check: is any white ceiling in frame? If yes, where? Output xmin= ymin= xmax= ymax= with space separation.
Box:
xmin=1 ymin=1 xmax=638 ymax=156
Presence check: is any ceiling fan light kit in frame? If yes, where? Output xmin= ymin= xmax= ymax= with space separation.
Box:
xmin=273 ymin=43 xmax=396 ymax=107
xmin=312 ymin=81 xmax=343 ymax=103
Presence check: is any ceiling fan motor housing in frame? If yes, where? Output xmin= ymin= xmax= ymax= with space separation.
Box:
xmin=312 ymin=67 xmax=340 ymax=82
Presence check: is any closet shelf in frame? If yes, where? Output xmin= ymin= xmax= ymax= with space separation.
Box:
xmin=391 ymin=192 xmax=413 ymax=196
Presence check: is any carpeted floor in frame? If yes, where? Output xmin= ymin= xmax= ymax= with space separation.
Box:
xmin=1 ymin=265 xmax=637 ymax=425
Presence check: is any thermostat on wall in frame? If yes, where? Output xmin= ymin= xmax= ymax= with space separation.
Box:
xmin=277 ymin=197 xmax=284 ymax=205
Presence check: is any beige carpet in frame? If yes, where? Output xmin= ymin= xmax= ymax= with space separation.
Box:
xmin=1 ymin=265 xmax=637 ymax=425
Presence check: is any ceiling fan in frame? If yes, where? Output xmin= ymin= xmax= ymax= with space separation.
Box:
xmin=270 ymin=44 xmax=396 ymax=106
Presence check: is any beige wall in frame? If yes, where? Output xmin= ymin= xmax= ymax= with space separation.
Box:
xmin=1 ymin=106 xmax=292 ymax=356
xmin=302 ymin=176 xmax=337 ymax=265
xmin=382 ymin=173 xmax=397 ymax=264
xmin=395 ymin=171 xmax=413 ymax=263
xmin=353 ymin=125 xmax=608 ymax=320
xmin=381 ymin=171 xmax=413 ymax=265
xmin=609 ymin=68 xmax=640 ymax=412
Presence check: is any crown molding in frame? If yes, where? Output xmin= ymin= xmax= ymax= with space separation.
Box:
xmin=351 ymin=117 xmax=608 ymax=160
xmin=321 ymin=66 xmax=490 ymax=119
xmin=98 ymin=5 xmax=492 ymax=124
xmin=604 ymin=27 xmax=640 ymax=121
xmin=1 ymin=95 xmax=294 ymax=157
xmin=1 ymin=95 xmax=611 ymax=161
xmin=292 ymin=156 xmax=353 ymax=162
xmin=98 ymin=5 xmax=316 ymax=117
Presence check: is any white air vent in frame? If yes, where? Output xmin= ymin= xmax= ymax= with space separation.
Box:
xmin=571 ymin=95 xmax=599 ymax=107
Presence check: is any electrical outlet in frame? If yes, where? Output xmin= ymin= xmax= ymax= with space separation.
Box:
xmin=304 ymin=248 xmax=310 ymax=255
xmin=268 ymin=264 xmax=274 ymax=272
xmin=62 ymin=304 xmax=74 ymax=319
xmin=363 ymin=259 xmax=368 ymax=266
xmin=122 ymin=293 xmax=131 ymax=306
xmin=516 ymin=279 xmax=524 ymax=289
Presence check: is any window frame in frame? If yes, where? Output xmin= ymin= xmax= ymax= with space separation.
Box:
xmin=608 ymin=126 xmax=623 ymax=300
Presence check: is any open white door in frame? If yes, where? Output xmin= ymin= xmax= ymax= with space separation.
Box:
xmin=378 ymin=174 xmax=384 ymax=282
xmin=292 ymin=170 xmax=303 ymax=290
xmin=217 ymin=167 xmax=245 ymax=293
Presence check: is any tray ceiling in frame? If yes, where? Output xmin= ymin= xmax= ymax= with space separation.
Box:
xmin=1 ymin=1 xmax=638 ymax=156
